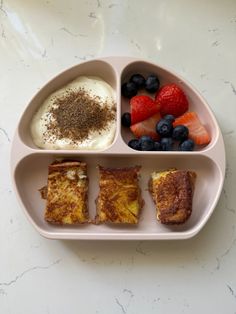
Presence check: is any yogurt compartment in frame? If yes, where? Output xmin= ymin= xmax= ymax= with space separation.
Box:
xmin=30 ymin=76 xmax=116 ymax=150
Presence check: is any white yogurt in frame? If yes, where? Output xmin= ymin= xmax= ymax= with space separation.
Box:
xmin=30 ymin=76 xmax=116 ymax=150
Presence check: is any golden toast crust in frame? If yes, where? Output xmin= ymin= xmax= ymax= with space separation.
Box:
xmin=42 ymin=160 xmax=89 ymax=224
xmin=96 ymin=165 xmax=143 ymax=224
xmin=149 ymin=169 xmax=196 ymax=224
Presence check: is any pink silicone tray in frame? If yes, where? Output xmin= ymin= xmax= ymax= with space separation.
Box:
xmin=10 ymin=57 xmax=225 ymax=240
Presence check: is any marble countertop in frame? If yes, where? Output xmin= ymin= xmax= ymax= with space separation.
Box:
xmin=1 ymin=0 xmax=236 ymax=313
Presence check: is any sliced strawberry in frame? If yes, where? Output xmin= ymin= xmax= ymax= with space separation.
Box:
xmin=130 ymin=113 xmax=161 ymax=140
xmin=130 ymin=95 xmax=160 ymax=125
xmin=173 ymin=112 xmax=211 ymax=145
xmin=155 ymin=84 xmax=189 ymax=117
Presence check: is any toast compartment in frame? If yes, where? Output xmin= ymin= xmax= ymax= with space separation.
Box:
xmin=13 ymin=153 xmax=224 ymax=239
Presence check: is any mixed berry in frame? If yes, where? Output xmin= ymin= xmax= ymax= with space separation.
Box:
xmin=121 ymin=73 xmax=211 ymax=151
xmin=145 ymin=74 xmax=160 ymax=93
xmin=130 ymin=74 xmax=145 ymax=89
xmin=121 ymin=82 xmax=137 ymax=98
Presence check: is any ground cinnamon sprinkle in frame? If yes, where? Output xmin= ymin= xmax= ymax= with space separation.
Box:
xmin=47 ymin=88 xmax=116 ymax=143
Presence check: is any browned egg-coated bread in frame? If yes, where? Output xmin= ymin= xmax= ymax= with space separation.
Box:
xmin=40 ymin=160 xmax=89 ymax=224
xmin=96 ymin=165 xmax=143 ymax=224
xmin=149 ymin=169 xmax=196 ymax=224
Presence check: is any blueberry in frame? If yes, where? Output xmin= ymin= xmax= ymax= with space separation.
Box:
xmin=121 ymin=82 xmax=138 ymax=98
xmin=172 ymin=125 xmax=189 ymax=141
xmin=160 ymin=137 xmax=173 ymax=151
xmin=145 ymin=74 xmax=160 ymax=93
xmin=130 ymin=74 xmax=145 ymax=89
xmin=121 ymin=112 xmax=131 ymax=127
xmin=179 ymin=139 xmax=195 ymax=151
xmin=156 ymin=119 xmax=173 ymax=137
xmin=128 ymin=139 xmax=140 ymax=150
xmin=153 ymin=141 xmax=161 ymax=151
xmin=163 ymin=114 xmax=175 ymax=124
xmin=139 ymin=135 xmax=153 ymax=142
xmin=139 ymin=135 xmax=154 ymax=151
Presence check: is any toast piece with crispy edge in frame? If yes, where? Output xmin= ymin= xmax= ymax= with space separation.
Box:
xmin=96 ymin=165 xmax=143 ymax=224
xmin=149 ymin=169 xmax=196 ymax=224
xmin=41 ymin=160 xmax=89 ymax=224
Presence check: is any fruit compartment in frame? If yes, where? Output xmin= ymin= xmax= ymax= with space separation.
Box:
xmin=13 ymin=152 xmax=223 ymax=239
xmin=17 ymin=59 xmax=120 ymax=151
xmin=120 ymin=60 xmax=219 ymax=152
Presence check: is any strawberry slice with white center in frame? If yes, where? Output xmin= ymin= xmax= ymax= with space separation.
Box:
xmin=130 ymin=112 xmax=161 ymax=140
xmin=173 ymin=111 xmax=211 ymax=145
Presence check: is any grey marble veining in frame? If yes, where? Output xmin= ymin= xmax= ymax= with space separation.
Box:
xmin=1 ymin=0 xmax=236 ymax=313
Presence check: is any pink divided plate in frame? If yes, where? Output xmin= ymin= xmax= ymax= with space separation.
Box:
xmin=10 ymin=57 xmax=225 ymax=240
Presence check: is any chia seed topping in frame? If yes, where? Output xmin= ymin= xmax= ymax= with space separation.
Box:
xmin=46 ymin=88 xmax=116 ymax=143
